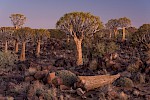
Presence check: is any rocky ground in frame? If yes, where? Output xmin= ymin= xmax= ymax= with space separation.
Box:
xmin=0 ymin=38 xmax=150 ymax=100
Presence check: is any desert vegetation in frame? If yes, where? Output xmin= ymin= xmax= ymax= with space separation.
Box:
xmin=0 ymin=12 xmax=150 ymax=100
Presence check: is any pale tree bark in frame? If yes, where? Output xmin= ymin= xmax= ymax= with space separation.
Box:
xmin=74 ymin=37 xmax=83 ymax=66
xmin=122 ymin=27 xmax=126 ymax=41
xmin=15 ymin=40 xmax=19 ymax=53
xmin=4 ymin=41 xmax=8 ymax=53
xmin=20 ymin=41 xmax=26 ymax=61
xmin=36 ymin=40 xmax=41 ymax=57
xmin=109 ymin=31 xmax=112 ymax=39
xmin=114 ymin=28 xmax=118 ymax=38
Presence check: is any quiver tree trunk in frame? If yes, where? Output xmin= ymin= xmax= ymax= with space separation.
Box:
xmin=20 ymin=41 xmax=26 ymax=61
xmin=114 ymin=28 xmax=118 ymax=38
xmin=4 ymin=41 xmax=8 ymax=53
xmin=74 ymin=37 xmax=83 ymax=66
xmin=36 ymin=40 xmax=41 ymax=57
xmin=122 ymin=27 xmax=126 ymax=41
xmin=15 ymin=40 xmax=19 ymax=53
xmin=109 ymin=31 xmax=112 ymax=39
xmin=76 ymin=74 xmax=120 ymax=91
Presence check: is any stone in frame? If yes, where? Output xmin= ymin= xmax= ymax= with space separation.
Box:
xmin=60 ymin=85 xmax=70 ymax=90
xmin=119 ymin=91 xmax=128 ymax=100
xmin=25 ymin=76 xmax=34 ymax=82
xmin=121 ymin=71 xmax=131 ymax=78
xmin=28 ymin=66 xmax=37 ymax=75
xmin=133 ymin=90 xmax=140 ymax=96
xmin=47 ymin=72 xmax=56 ymax=84
xmin=34 ymin=71 xmax=46 ymax=80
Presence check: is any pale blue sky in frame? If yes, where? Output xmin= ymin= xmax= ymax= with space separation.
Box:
xmin=0 ymin=0 xmax=150 ymax=29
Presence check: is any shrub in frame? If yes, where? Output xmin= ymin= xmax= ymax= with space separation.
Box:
xmin=0 ymin=51 xmax=18 ymax=71
xmin=115 ymin=77 xmax=134 ymax=88
xmin=56 ymin=70 xmax=77 ymax=86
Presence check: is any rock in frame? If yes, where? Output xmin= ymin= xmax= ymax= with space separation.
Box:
xmin=34 ymin=71 xmax=47 ymax=80
xmin=25 ymin=76 xmax=35 ymax=82
xmin=106 ymin=60 xmax=116 ymax=68
xmin=133 ymin=90 xmax=140 ymax=96
xmin=119 ymin=91 xmax=128 ymax=100
xmin=107 ymin=90 xmax=118 ymax=99
xmin=6 ymin=97 xmax=14 ymax=100
xmin=47 ymin=72 xmax=56 ymax=84
xmin=76 ymin=88 xmax=85 ymax=96
xmin=132 ymin=72 xmax=145 ymax=84
xmin=0 ymin=96 xmax=6 ymax=100
xmin=98 ymin=93 xmax=106 ymax=100
xmin=120 ymin=71 xmax=131 ymax=78
xmin=59 ymin=95 xmax=64 ymax=100
xmin=52 ymin=77 xmax=63 ymax=87
xmin=28 ymin=66 xmax=37 ymax=75
xmin=145 ymin=95 xmax=150 ymax=100
xmin=60 ymin=85 xmax=70 ymax=90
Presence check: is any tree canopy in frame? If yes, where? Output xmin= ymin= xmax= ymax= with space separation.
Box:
xmin=10 ymin=14 xmax=26 ymax=29
xmin=56 ymin=12 xmax=103 ymax=40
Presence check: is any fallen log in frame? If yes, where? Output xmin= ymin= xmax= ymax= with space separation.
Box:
xmin=76 ymin=74 xmax=120 ymax=91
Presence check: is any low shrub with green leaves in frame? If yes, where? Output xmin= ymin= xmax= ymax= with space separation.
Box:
xmin=0 ymin=51 xmax=18 ymax=71
xmin=56 ymin=70 xmax=77 ymax=86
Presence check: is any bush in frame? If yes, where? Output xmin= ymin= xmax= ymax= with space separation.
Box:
xmin=56 ymin=70 xmax=77 ymax=86
xmin=115 ymin=77 xmax=134 ymax=88
xmin=0 ymin=51 xmax=18 ymax=71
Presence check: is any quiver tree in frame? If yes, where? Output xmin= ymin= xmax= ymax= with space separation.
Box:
xmin=10 ymin=14 xmax=26 ymax=29
xmin=33 ymin=29 xmax=50 ymax=57
xmin=56 ymin=12 xmax=103 ymax=65
xmin=10 ymin=14 xmax=26 ymax=53
xmin=105 ymin=19 xmax=119 ymax=38
xmin=14 ymin=27 xmax=32 ymax=61
xmin=118 ymin=17 xmax=131 ymax=41
xmin=0 ymin=27 xmax=14 ymax=53
xmin=132 ymin=24 xmax=150 ymax=47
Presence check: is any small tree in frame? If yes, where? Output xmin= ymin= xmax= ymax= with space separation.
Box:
xmin=118 ymin=17 xmax=131 ymax=41
xmin=14 ymin=27 xmax=32 ymax=61
xmin=33 ymin=29 xmax=50 ymax=57
xmin=132 ymin=24 xmax=150 ymax=45
xmin=105 ymin=19 xmax=119 ymax=38
xmin=10 ymin=14 xmax=26 ymax=29
xmin=56 ymin=12 xmax=103 ymax=65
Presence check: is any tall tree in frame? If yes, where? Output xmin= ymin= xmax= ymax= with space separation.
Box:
xmin=0 ymin=27 xmax=14 ymax=53
xmin=105 ymin=19 xmax=119 ymax=38
xmin=118 ymin=17 xmax=131 ymax=41
xmin=132 ymin=24 xmax=150 ymax=44
xmin=14 ymin=27 xmax=32 ymax=61
xmin=56 ymin=12 xmax=103 ymax=65
xmin=33 ymin=29 xmax=50 ymax=57
xmin=10 ymin=14 xmax=26 ymax=29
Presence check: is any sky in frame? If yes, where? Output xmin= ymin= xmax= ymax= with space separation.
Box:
xmin=0 ymin=0 xmax=150 ymax=29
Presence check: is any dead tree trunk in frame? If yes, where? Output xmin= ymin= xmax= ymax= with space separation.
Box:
xmin=76 ymin=74 xmax=120 ymax=91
